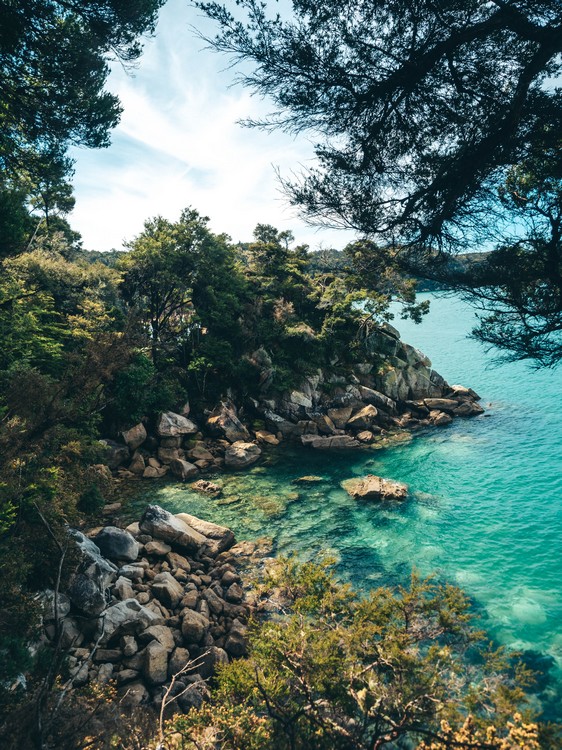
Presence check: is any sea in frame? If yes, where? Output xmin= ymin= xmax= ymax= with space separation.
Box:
xmin=130 ymin=293 xmax=562 ymax=718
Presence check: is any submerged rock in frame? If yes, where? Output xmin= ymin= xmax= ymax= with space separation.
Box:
xmin=301 ymin=434 xmax=361 ymax=450
xmin=342 ymin=474 xmax=408 ymax=501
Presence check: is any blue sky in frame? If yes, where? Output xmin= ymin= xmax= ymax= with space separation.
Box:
xmin=69 ymin=0 xmax=357 ymax=252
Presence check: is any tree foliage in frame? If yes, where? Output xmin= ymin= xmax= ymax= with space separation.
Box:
xmin=171 ymin=558 xmax=542 ymax=750
xmin=195 ymin=0 xmax=562 ymax=365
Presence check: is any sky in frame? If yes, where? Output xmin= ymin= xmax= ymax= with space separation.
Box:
xmin=69 ymin=0 xmax=357 ymax=253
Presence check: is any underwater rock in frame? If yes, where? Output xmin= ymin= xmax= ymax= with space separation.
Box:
xmin=342 ymin=474 xmax=408 ymax=501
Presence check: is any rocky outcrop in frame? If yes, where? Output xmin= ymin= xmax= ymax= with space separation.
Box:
xmin=342 ymin=474 xmax=409 ymax=501
xmin=44 ymin=506 xmax=262 ymax=709
xmin=96 ymin=324 xmax=484 ymax=477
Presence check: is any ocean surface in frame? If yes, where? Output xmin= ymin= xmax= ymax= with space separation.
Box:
xmin=130 ymin=294 xmax=562 ymax=717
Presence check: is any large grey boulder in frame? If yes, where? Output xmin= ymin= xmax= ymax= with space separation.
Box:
xmin=95 ymin=526 xmax=139 ymax=563
xmin=423 ymin=397 xmax=461 ymax=413
xmin=206 ymin=401 xmax=250 ymax=443
xmin=68 ymin=530 xmax=117 ymax=617
xmin=140 ymin=505 xmax=206 ymax=552
xmin=224 ymin=441 xmax=262 ymax=469
xmin=175 ymin=513 xmax=235 ymax=556
xmin=342 ymin=474 xmax=408 ymax=501
xmin=156 ymin=411 xmax=198 ymax=437
xmin=97 ymin=598 xmax=164 ymax=645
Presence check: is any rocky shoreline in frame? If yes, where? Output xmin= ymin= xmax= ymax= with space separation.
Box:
xmin=38 ymin=329 xmax=486 ymax=713
xmin=99 ymin=324 xmax=483 ymax=483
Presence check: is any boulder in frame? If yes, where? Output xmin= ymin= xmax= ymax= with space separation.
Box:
xmin=143 ymin=640 xmax=169 ymax=685
xmin=263 ymin=410 xmax=297 ymax=437
xmin=423 ymin=398 xmax=460 ymax=413
xmin=99 ymin=440 xmax=130 ymax=469
xmin=196 ymin=646 xmax=229 ymax=680
xmin=113 ymin=576 xmax=135 ymax=601
xmin=143 ymin=466 xmax=168 ymax=479
xmin=168 ymin=647 xmax=191 ymax=678
xmin=140 ymin=505 xmax=206 ymax=552
xmin=157 ymin=447 xmax=181 ymax=464
xmin=144 ymin=540 xmax=172 ymax=556
xmin=450 ymin=384 xmax=481 ymax=400
xmin=128 ymin=452 xmax=145 ymax=475
xmin=356 ymin=430 xmax=375 ymax=443
xmin=347 ymin=404 xmax=379 ymax=430
xmin=255 ymin=430 xmax=280 ymax=445
xmin=206 ymin=401 xmax=250 ymax=443
xmin=224 ymin=619 xmax=247 ymax=657
xmin=175 ymin=513 xmax=235 ymax=555
xmin=98 ymin=598 xmax=164 ymax=645
xmin=326 ymin=406 xmax=353 ymax=429
xmin=429 ymin=410 xmax=453 ymax=426
xmin=68 ymin=530 xmax=117 ymax=617
xmin=121 ymin=423 xmax=147 ymax=451
xmin=224 ymin=441 xmax=262 ymax=469
xmin=139 ymin=624 xmax=176 ymax=652
xmin=310 ymin=413 xmax=336 ymax=435
xmin=186 ymin=443 xmax=215 ymax=462
xmin=95 ymin=526 xmax=139 ymax=563
xmin=357 ymin=386 xmax=397 ymax=413
xmin=170 ymin=459 xmax=199 ymax=481
xmin=156 ymin=411 xmax=198 ymax=438
xmin=152 ymin=571 xmax=184 ymax=608
xmin=301 ymin=434 xmax=361 ymax=450
xmin=118 ymin=681 xmax=149 ymax=708
xmin=453 ymin=401 xmax=485 ymax=417
xmin=181 ymin=610 xmax=209 ymax=644
xmin=342 ymin=474 xmax=408 ymax=501
xmin=38 ymin=589 xmax=71 ymax=622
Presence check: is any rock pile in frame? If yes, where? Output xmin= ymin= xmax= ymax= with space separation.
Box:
xmin=43 ymin=506 xmax=269 ymax=709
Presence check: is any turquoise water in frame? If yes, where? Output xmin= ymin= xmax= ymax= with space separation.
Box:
xmin=132 ymin=294 xmax=562 ymax=716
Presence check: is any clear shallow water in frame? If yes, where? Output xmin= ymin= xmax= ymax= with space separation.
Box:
xmin=131 ymin=294 xmax=562 ymax=716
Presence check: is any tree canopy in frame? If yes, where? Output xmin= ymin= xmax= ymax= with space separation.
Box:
xmin=195 ymin=0 xmax=562 ymax=365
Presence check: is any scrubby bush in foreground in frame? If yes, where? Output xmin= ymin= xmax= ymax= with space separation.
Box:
xmin=166 ymin=558 xmax=545 ymax=750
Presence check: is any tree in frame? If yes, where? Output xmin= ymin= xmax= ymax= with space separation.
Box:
xmin=0 ymin=0 xmax=164 ymax=178
xmin=0 ymin=0 xmax=165 ymax=253
xmin=171 ymin=557 xmax=545 ymax=750
xmin=120 ymin=208 xmax=246 ymax=377
xmin=195 ymin=0 xmax=562 ymax=364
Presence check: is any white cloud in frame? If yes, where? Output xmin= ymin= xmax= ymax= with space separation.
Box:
xmin=70 ymin=0 xmax=356 ymax=251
